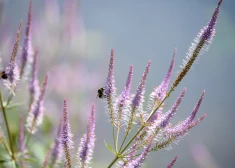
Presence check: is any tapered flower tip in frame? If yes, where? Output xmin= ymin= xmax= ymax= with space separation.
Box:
xmin=20 ymin=0 xmax=33 ymax=78
xmin=201 ymin=0 xmax=222 ymax=41
xmin=167 ymin=155 xmax=178 ymax=168
xmin=132 ymin=60 xmax=151 ymax=108
xmin=90 ymin=104 xmax=95 ymax=124
xmin=104 ymin=49 xmax=115 ymax=96
xmin=164 ymin=49 xmax=176 ymax=87
xmin=188 ymin=90 xmax=205 ymax=122
xmin=38 ymin=73 xmax=49 ymax=100
xmin=11 ymin=20 xmax=22 ymax=62
xmin=125 ymin=65 xmax=134 ymax=94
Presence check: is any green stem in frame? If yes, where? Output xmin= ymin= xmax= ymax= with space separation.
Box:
xmin=25 ymin=118 xmax=36 ymax=148
xmin=107 ymin=156 xmax=119 ymax=168
xmin=115 ymin=127 xmax=120 ymax=153
xmin=112 ymin=126 xmax=117 ymax=153
xmin=0 ymin=90 xmax=15 ymax=161
xmin=107 ymin=89 xmax=173 ymax=167
xmin=119 ymin=132 xmax=128 ymax=152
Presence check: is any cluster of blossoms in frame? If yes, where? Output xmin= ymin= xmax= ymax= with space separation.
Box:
xmin=0 ymin=0 xmax=222 ymax=167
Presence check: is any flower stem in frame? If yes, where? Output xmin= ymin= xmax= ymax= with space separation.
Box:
xmin=112 ymin=126 xmax=117 ymax=153
xmin=0 ymin=90 xmax=16 ymax=161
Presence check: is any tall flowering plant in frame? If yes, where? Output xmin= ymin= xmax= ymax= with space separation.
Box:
xmin=0 ymin=0 xmax=222 ymax=167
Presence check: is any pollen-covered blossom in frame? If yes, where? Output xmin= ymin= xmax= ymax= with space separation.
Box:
xmin=61 ymin=99 xmax=74 ymax=168
xmin=4 ymin=21 xmax=22 ymax=93
xmin=77 ymin=104 xmax=96 ymax=168
xmin=26 ymin=73 xmax=48 ymax=134
xmin=167 ymin=155 xmax=178 ymax=168
xmin=51 ymin=117 xmax=63 ymax=167
xmin=20 ymin=0 xmax=34 ymax=79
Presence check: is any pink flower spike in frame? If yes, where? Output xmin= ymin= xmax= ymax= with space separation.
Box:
xmin=20 ymin=0 xmax=34 ymax=79
xmin=167 ymin=155 xmax=179 ymax=168
xmin=61 ymin=99 xmax=73 ymax=168
xmin=77 ymin=104 xmax=96 ymax=167
xmin=132 ymin=61 xmax=151 ymax=110
xmin=26 ymin=73 xmax=48 ymax=134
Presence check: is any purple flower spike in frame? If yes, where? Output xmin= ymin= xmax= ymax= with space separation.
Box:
xmin=26 ymin=73 xmax=48 ymax=134
xmin=104 ymin=49 xmax=116 ymax=126
xmin=51 ymin=117 xmax=63 ymax=167
xmin=20 ymin=0 xmax=34 ymax=79
xmin=104 ymin=49 xmax=115 ymax=96
xmin=116 ymin=65 xmax=133 ymax=128
xmin=160 ymin=88 xmax=186 ymax=128
xmin=125 ymin=65 xmax=134 ymax=95
xmin=29 ymin=50 xmax=40 ymax=106
xmin=132 ymin=61 xmax=151 ymax=110
xmin=149 ymin=50 xmax=175 ymax=121
xmin=62 ymin=99 xmax=73 ymax=168
xmin=201 ymin=0 xmax=222 ymax=42
xmin=165 ymin=114 xmax=206 ymax=138
xmin=188 ymin=91 xmax=205 ymax=122
xmin=167 ymin=155 xmax=178 ymax=168
xmin=78 ymin=104 xmax=96 ymax=167
xmin=125 ymin=136 xmax=153 ymax=168
xmin=4 ymin=21 xmax=22 ymax=93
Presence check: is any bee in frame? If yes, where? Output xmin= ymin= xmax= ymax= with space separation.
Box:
xmin=0 ymin=71 xmax=8 ymax=80
xmin=96 ymin=87 xmax=107 ymax=99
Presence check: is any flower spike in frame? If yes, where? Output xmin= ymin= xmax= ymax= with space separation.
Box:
xmin=51 ymin=117 xmax=63 ymax=167
xmin=26 ymin=73 xmax=48 ymax=134
xmin=116 ymin=65 xmax=133 ymax=128
xmin=172 ymin=0 xmax=222 ymax=89
xmin=167 ymin=155 xmax=178 ymax=168
xmin=77 ymin=104 xmax=96 ymax=168
xmin=62 ymin=99 xmax=73 ymax=168
xmin=4 ymin=21 xmax=22 ymax=92
xmin=149 ymin=49 xmax=176 ymax=122
xmin=104 ymin=49 xmax=116 ymax=126
xmin=29 ymin=50 xmax=40 ymax=107
xmin=132 ymin=60 xmax=151 ymax=111
xmin=20 ymin=0 xmax=34 ymax=79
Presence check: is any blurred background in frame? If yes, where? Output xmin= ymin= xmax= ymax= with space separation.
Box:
xmin=0 ymin=0 xmax=234 ymax=167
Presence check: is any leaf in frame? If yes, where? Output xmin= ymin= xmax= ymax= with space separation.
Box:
xmin=22 ymin=157 xmax=37 ymax=163
xmin=5 ymin=102 xmax=24 ymax=110
xmin=104 ymin=140 xmax=116 ymax=155
xmin=0 ymin=159 xmax=11 ymax=164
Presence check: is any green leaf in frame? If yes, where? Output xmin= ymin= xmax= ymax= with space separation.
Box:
xmin=5 ymin=102 xmax=24 ymax=110
xmin=22 ymin=157 xmax=37 ymax=163
xmin=104 ymin=140 xmax=116 ymax=155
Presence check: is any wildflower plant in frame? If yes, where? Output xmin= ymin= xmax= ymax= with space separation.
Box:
xmin=0 ymin=0 xmax=222 ymax=168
